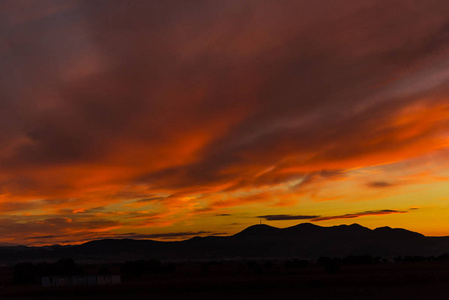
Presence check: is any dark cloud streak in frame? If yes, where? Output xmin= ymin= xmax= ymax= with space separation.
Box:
xmin=258 ymin=214 xmax=320 ymax=221
xmin=367 ymin=181 xmax=395 ymax=188
xmin=258 ymin=209 xmax=412 ymax=222
xmin=312 ymin=209 xmax=408 ymax=222
xmin=1 ymin=0 xmax=449 ymax=244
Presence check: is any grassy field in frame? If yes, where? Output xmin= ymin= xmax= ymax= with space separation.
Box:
xmin=2 ymin=260 xmax=449 ymax=299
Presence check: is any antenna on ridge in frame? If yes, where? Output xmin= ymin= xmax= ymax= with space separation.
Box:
xmin=259 ymin=217 xmax=262 ymax=225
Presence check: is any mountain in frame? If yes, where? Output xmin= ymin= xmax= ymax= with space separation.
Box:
xmin=1 ymin=223 xmax=449 ymax=264
xmin=234 ymin=224 xmax=282 ymax=237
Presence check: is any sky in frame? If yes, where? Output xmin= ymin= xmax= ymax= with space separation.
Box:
xmin=1 ymin=0 xmax=449 ymax=246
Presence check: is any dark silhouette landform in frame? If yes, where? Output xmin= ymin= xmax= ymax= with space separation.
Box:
xmin=2 ymin=223 xmax=449 ymax=264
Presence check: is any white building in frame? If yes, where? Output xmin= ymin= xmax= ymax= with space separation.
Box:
xmin=42 ymin=275 xmax=121 ymax=287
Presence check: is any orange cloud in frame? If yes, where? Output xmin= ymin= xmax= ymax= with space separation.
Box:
xmin=2 ymin=1 xmax=449 ymax=244
xmin=312 ymin=209 xmax=408 ymax=222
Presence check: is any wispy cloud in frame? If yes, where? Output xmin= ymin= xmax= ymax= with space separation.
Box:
xmin=257 ymin=209 xmax=410 ymax=222
xmin=367 ymin=181 xmax=395 ymax=188
xmin=258 ymin=214 xmax=320 ymax=221
xmin=134 ymin=196 xmax=168 ymax=203
xmin=312 ymin=209 xmax=408 ymax=222
xmin=1 ymin=0 xmax=449 ymax=244
xmin=24 ymin=230 xmax=227 ymax=244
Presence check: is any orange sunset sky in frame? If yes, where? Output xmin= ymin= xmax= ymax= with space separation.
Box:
xmin=1 ymin=0 xmax=449 ymax=246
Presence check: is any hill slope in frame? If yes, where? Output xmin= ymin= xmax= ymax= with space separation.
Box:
xmin=1 ymin=223 xmax=449 ymax=264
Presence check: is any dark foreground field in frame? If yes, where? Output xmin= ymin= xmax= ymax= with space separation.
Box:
xmin=2 ymin=259 xmax=449 ymax=300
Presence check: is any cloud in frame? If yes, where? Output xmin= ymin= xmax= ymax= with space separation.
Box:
xmin=0 ymin=215 xmax=121 ymax=245
xmin=0 ymin=201 xmax=40 ymax=212
xmin=258 ymin=214 xmax=320 ymax=221
xmin=115 ymin=231 xmax=217 ymax=240
xmin=312 ymin=209 xmax=408 ymax=222
xmin=57 ymin=206 xmax=105 ymax=214
xmin=294 ymin=170 xmax=345 ymax=189
xmin=24 ymin=230 xmax=226 ymax=244
xmin=367 ymin=181 xmax=395 ymax=188
xmin=258 ymin=209 xmax=410 ymax=222
xmin=134 ymin=196 xmax=168 ymax=203
xmin=1 ymin=1 xmax=449 ymax=244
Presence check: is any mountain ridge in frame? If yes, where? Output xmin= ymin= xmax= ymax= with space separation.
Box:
xmin=1 ymin=223 xmax=448 ymax=264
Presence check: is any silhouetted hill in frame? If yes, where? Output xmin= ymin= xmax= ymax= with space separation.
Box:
xmin=72 ymin=239 xmax=163 ymax=254
xmin=1 ymin=223 xmax=449 ymax=264
xmin=234 ymin=224 xmax=282 ymax=237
